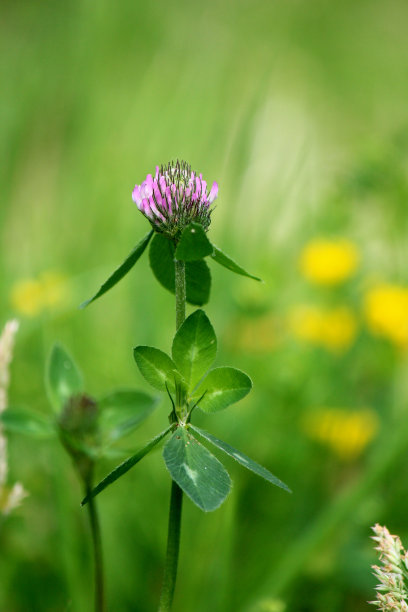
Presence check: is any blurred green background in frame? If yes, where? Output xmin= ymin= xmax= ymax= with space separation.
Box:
xmin=2 ymin=0 xmax=408 ymax=610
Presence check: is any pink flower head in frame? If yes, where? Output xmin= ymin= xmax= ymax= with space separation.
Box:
xmin=132 ymin=160 xmax=218 ymax=237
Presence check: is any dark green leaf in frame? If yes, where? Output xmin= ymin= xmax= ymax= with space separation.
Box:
xmin=82 ymin=427 xmax=172 ymax=505
xmin=185 ymin=260 xmax=211 ymax=306
xmin=172 ymin=310 xmax=217 ymax=391
xmin=211 ymin=245 xmax=261 ymax=281
xmin=149 ymin=234 xmax=211 ymax=305
xmin=148 ymin=233 xmax=174 ymax=293
xmin=47 ymin=343 xmax=83 ymax=412
xmin=0 ymin=407 xmax=54 ymax=438
xmin=98 ymin=389 xmax=158 ymax=443
xmin=192 ymin=367 xmax=252 ymax=412
xmin=133 ymin=346 xmax=179 ymax=392
xmin=163 ymin=426 xmax=231 ymax=512
xmin=80 ymin=230 xmax=153 ymax=308
xmin=174 ymin=223 xmax=213 ymax=261
xmin=190 ymin=425 xmax=291 ymax=493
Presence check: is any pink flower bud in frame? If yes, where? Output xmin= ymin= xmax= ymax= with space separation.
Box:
xmin=132 ymin=160 xmax=218 ymax=238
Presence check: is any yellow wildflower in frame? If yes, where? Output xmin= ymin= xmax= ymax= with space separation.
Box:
xmin=364 ymin=283 xmax=408 ymax=348
xmin=10 ymin=271 xmax=69 ymax=317
xmin=288 ymin=305 xmax=357 ymax=352
xmin=299 ymin=239 xmax=359 ymax=286
xmin=302 ymin=408 xmax=379 ymax=461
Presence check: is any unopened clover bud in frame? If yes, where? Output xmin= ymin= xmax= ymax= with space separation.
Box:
xmin=58 ymin=393 xmax=99 ymax=483
xmin=132 ymin=159 xmax=218 ymax=239
xmin=59 ymin=393 xmax=98 ymax=435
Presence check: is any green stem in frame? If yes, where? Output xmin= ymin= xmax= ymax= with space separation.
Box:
xmin=85 ymin=482 xmax=105 ymax=612
xmin=175 ymin=259 xmax=186 ymax=331
xmin=158 ymin=480 xmax=184 ymax=611
xmin=158 ymin=258 xmax=186 ymax=612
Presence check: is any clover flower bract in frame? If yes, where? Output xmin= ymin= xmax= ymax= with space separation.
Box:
xmin=132 ymin=160 xmax=218 ymax=238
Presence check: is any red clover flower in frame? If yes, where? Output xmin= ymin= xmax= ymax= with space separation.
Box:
xmin=132 ymin=160 xmax=218 ymax=238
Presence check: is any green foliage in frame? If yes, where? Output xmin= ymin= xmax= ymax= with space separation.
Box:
xmin=174 ymin=223 xmax=214 ymax=261
xmin=184 ymin=260 xmax=212 ymax=306
xmin=90 ymin=310 xmax=258 ymax=512
xmin=149 ymin=233 xmax=211 ymax=305
xmin=80 ymin=230 xmax=153 ymax=308
xmin=133 ymin=346 xmax=179 ymax=392
xmin=132 ymin=312 xmax=252 ymax=420
xmin=78 ymin=226 xmax=260 ymax=313
xmin=82 ymin=427 xmax=172 ymax=505
xmin=190 ymin=425 xmax=291 ymax=493
xmin=2 ymin=0 xmax=408 ymax=607
xmin=0 ymin=407 xmax=54 ymax=438
xmin=148 ymin=233 xmax=174 ymax=291
xmin=172 ymin=310 xmax=217 ymax=391
xmin=192 ymin=366 xmax=252 ymax=413
xmin=47 ymin=344 xmax=84 ymax=412
xmin=43 ymin=344 xmax=159 ymax=471
xmin=210 ymin=245 xmax=261 ymax=281
xmin=98 ymin=390 xmax=158 ymax=444
xmin=163 ymin=426 xmax=231 ymax=512
xmin=149 ymin=233 xmax=259 ymax=309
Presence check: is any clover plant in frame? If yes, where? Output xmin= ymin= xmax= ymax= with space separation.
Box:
xmin=79 ymin=160 xmax=291 ymax=611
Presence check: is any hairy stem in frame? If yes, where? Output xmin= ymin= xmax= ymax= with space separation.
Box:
xmin=158 ymin=258 xmax=185 ymax=611
xmin=175 ymin=259 xmax=186 ymax=331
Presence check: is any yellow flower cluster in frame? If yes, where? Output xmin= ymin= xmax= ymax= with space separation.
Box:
xmin=10 ymin=271 xmax=69 ymax=317
xmin=364 ymin=283 xmax=408 ymax=348
xmin=302 ymin=408 xmax=379 ymax=460
xmin=299 ymin=239 xmax=360 ymax=286
xmin=288 ymin=305 xmax=357 ymax=352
